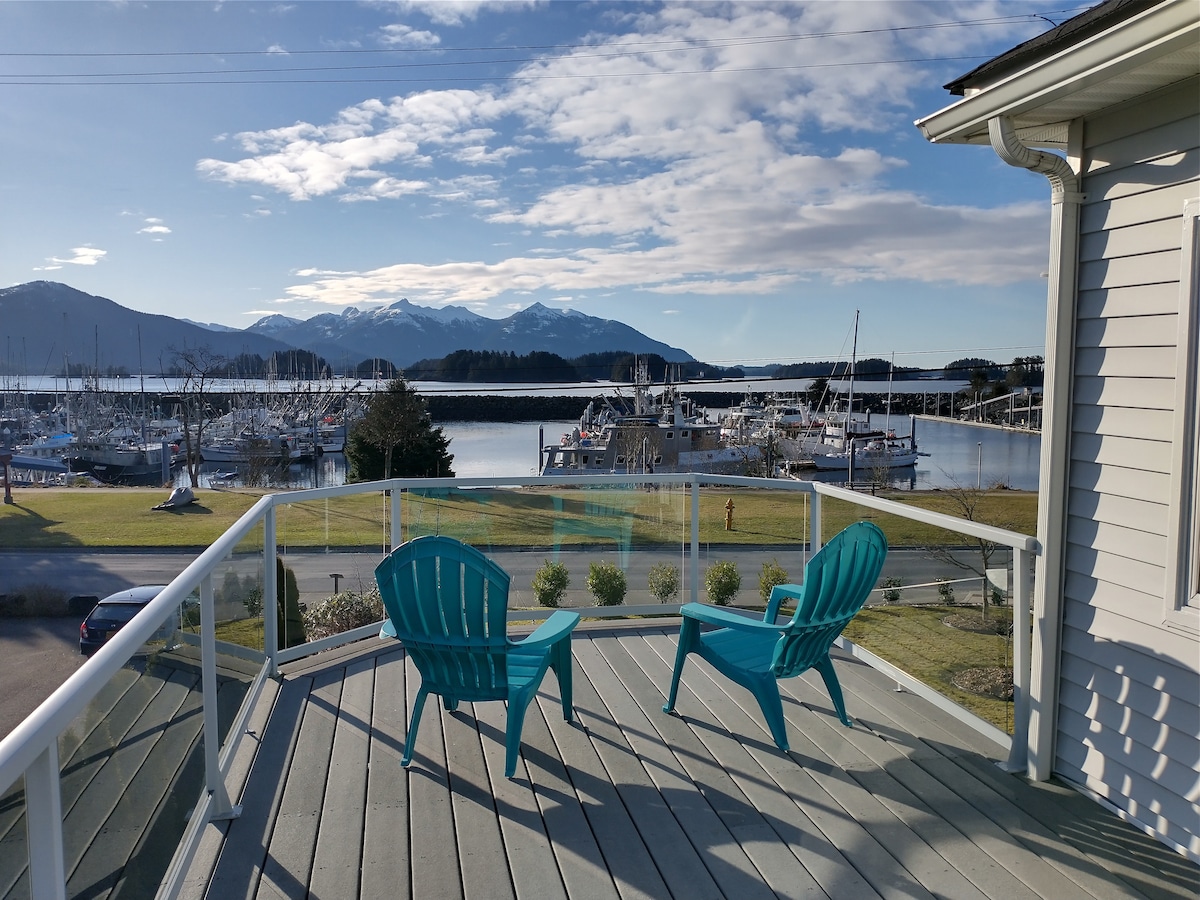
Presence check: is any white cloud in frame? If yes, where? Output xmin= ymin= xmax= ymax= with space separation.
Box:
xmin=37 ymin=246 xmax=107 ymax=268
xmin=378 ymin=23 xmax=440 ymax=47
xmin=390 ymin=1 xmax=539 ymax=28
xmin=198 ymin=2 xmax=1044 ymax=300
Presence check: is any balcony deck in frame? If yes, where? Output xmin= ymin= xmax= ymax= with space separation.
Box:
xmin=177 ymin=621 xmax=1195 ymax=900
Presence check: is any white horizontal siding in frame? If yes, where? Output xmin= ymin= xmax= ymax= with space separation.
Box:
xmin=1075 ymin=313 xmax=1178 ymax=348
xmin=1082 ymin=148 xmax=1199 ymax=206
xmin=1077 ymin=282 xmax=1180 ymax=318
xmin=1069 ymin=432 xmax=1172 ymax=474
xmin=1065 ymin=539 xmax=1166 ymax=596
xmin=1072 ymin=375 xmax=1175 ymax=411
xmin=1058 ymin=685 xmax=1199 ymax=802
xmin=1055 ymin=705 xmax=1199 ymax=812
xmin=1079 ymin=217 xmax=1183 ymax=260
xmin=1061 ymin=627 xmax=1200 ymax=735
xmin=1083 ymin=110 xmax=1200 ymax=176
xmin=1062 ymin=575 xmax=1200 ymax=673
xmin=1070 ymin=402 xmax=1175 ymax=439
xmin=1067 ymin=486 xmax=1168 ymax=537
xmin=1077 ymin=248 xmax=1182 ymax=290
xmin=1080 ymin=179 xmax=1199 ymax=233
xmin=1066 ymin=515 xmax=1165 ymax=568
xmin=1068 ymin=458 xmax=1172 ymax=504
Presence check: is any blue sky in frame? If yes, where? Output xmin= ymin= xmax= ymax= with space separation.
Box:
xmin=0 ymin=1 xmax=1081 ymax=371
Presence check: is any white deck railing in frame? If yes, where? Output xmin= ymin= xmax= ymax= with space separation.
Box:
xmin=0 ymin=472 xmax=1040 ymax=900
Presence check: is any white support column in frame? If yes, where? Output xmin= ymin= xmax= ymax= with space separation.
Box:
xmin=263 ymin=504 xmax=279 ymax=677
xmin=690 ymin=476 xmax=700 ymax=604
xmin=1003 ymin=546 xmax=1035 ymax=773
xmin=390 ymin=485 xmax=402 ymax=552
xmin=25 ymin=743 xmax=66 ymax=900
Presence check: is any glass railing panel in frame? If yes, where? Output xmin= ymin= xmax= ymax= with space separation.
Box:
xmin=518 ymin=481 xmax=691 ymax=610
xmin=0 ymin=579 xmax=257 ymax=899
xmin=274 ymin=491 xmax=391 ymax=645
xmin=0 ymin=775 xmax=29 ymax=899
xmin=193 ymin=519 xmax=269 ymax=658
xmin=833 ymin=498 xmax=1033 ymax=737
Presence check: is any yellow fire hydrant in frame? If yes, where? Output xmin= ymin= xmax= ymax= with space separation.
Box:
xmin=725 ymin=497 xmax=734 ymax=531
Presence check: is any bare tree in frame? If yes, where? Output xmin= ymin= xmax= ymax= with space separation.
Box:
xmin=171 ymin=346 xmax=227 ymax=487
xmin=925 ymin=473 xmax=1017 ymax=623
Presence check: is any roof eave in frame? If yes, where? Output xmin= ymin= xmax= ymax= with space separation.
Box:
xmin=915 ymin=0 xmax=1199 ymax=146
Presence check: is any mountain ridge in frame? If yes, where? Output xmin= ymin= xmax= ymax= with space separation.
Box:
xmin=0 ymin=281 xmax=694 ymax=375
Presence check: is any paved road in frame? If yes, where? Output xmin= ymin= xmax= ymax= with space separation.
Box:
xmin=1 ymin=544 xmax=986 ymax=610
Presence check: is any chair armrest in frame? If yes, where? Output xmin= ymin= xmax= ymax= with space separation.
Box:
xmin=681 ymin=602 xmax=786 ymax=633
xmin=766 ymin=583 xmax=804 ymax=622
xmin=511 ymin=609 xmax=580 ymax=652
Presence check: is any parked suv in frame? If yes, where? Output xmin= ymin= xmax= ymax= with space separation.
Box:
xmin=79 ymin=585 xmax=170 ymax=656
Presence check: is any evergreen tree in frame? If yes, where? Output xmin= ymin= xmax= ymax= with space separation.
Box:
xmin=345 ymin=378 xmax=455 ymax=481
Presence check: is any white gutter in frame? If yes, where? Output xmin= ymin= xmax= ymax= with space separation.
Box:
xmin=916 ymin=0 xmax=1198 ymax=145
xmin=989 ymin=114 xmax=1081 ymax=782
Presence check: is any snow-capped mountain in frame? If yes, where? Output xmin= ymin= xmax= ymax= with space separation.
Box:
xmin=245 ymin=299 xmax=692 ymax=369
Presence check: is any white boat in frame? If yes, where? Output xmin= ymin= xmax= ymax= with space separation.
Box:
xmin=809 ymin=417 xmax=920 ymax=471
xmin=541 ymin=362 xmax=761 ymax=476
xmin=806 ymin=313 xmax=922 ymax=473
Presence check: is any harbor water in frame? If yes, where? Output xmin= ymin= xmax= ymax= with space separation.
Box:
xmin=178 ymin=415 xmax=1039 ymax=492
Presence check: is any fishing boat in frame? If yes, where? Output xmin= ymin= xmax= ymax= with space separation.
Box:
xmin=541 ymin=362 xmax=761 ymax=476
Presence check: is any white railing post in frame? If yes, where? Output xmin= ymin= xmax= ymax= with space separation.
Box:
xmin=810 ymin=490 xmax=823 ymax=555
xmin=689 ymin=476 xmax=700 ymax=604
xmin=200 ymin=573 xmax=240 ymax=820
xmin=263 ymin=504 xmax=279 ymax=677
xmin=25 ymin=743 xmax=66 ymax=900
xmin=1005 ymin=546 xmax=1034 ymax=773
xmin=390 ymin=484 xmax=402 ymax=552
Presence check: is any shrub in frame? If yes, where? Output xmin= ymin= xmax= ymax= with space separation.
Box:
xmin=243 ymin=585 xmax=264 ymax=618
xmin=759 ymin=560 xmax=789 ymax=604
xmin=0 ymin=584 xmax=67 ymax=617
xmin=586 ymin=561 xmax=627 ymax=606
xmin=937 ymin=578 xmax=957 ymax=605
xmin=303 ymin=588 xmax=385 ymax=642
xmin=532 ymin=560 xmax=571 ymax=608
xmin=705 ymin=561 xmax=741 ymax=606
xmin=647 ymin=563 xmax=680 ymax=604
xmin=881 ymin=576 xmax=903 ymax=604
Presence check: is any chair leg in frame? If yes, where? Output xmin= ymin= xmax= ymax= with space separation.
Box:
xmin=504 ymin=692 xmax=537 ymax=779
xmin=402 ymin=685 xmax=430 ymax=767
xmin=749 ymin=676 xmax=790 ymax=751
xmin=662 ymin=616 xmax=699 ymax=713
xmin=550 ymin=635 xmax=574 ymax=721
xmin=814 ymin=655 xmax=852 ymax=727
xmin=442 ymin=696 xmax=459 ymax=712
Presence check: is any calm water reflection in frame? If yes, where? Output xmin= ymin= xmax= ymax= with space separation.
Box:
xmin=178 ymin=416 xmax=1039 ymax=491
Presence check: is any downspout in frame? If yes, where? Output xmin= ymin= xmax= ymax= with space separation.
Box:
xmin=988 ymin=115 xmax=1082 ymax=782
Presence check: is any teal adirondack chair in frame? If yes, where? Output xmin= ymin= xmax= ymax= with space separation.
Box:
xmin=663 ymin=521 xmax=888 ymax=751
xmin=376 ymin=535 xmax=580 ymax=778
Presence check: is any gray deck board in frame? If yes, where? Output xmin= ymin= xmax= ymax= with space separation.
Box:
xmin=360 ymin=647 xmax=410 ymax=900
xmin=170 ymin=624 xmax=1198 ymax=900
xmin=309 ymin=656 xmax=373 ymax=900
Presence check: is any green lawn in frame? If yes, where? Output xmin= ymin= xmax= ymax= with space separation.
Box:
xmin=844 ymin=603 xmax=1016 ymax=731
xmin=0 ymin=484 xmax=1036 ymax=550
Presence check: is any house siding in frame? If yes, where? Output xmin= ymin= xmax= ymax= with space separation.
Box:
xmin=1059 ymin=75 xmax=1200 ymax=858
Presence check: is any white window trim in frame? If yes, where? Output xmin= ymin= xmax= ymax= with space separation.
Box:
xmin=1164 ymin=198 xmax=1200 ymax=634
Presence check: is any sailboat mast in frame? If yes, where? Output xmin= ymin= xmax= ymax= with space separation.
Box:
xmin=848 ymin=309 xmax=858 ymax=420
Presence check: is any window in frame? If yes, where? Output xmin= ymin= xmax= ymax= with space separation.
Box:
xmin=1165 ymin=199 xmax=1200 ymax=632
